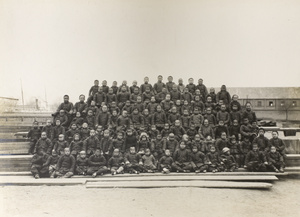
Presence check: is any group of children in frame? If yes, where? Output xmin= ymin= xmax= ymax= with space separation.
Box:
xmin=29 ymin=76 xmax=286 ymax=178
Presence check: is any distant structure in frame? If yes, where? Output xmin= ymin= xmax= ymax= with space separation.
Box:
xmin=226 ymin=87 xmax=300 ymax=121
xmin=0 ymin=97 xmax=19 ymax=113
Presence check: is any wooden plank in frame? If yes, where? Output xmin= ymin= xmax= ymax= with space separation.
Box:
xmin=86 ymin=181 xmax=273 ymax=189
xmin=85 ymin=175 xmax=278 ymax=182
xmin=0 ymin=177 xmax=85 ymax=186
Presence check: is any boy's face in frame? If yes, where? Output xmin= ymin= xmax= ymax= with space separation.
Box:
xmin=183 ymin=110 xmax=188 ymax=115
xmin=195 ymin=135 xmax=200 ymax=141
xmin=94 ymin=80 xmax=99 ymax=86
xmin=164 ymin=124 xmax=169 ymax=129
xmin=109 ymin=88 xmax=113 ymax=94
xmin=134 ymin=88 xmax=139 ymax=94
xmin=41 ymin=132 xmax=47 ymax=139
xmin=157 ymin=134 xmax=162 ymax=140
xmin=132 ymin=81 xmax=137 ymax=86
xmin=121 ymin=86 xmax=126 ymax=92
xmin=246 ymin=104 xmax=251 ymax=111
xmin=71 ymin=124 xmax=77 ymax=129
xmin=221 ymin=105 xmax=226 ymax=111
xmin=145 ymin=149 xmax=151 ymax=156
xmin=151 ymin=126 xmax=156 ymax=131
xmin=151 ymin=97 xmax=155 ymax=102
xmin=206 ymin=108 xmax=211 ymax=114
xmin=207 ymin=97 xmax=212 ymax=103
xmin=127 ymin=130 xmax=133 ymax=136
xmin=194 ymin=109 xmax=199 ymax=114
xmin=179 ymin=143 xmax=186 ymax=150
xmin=233 ymin=95 xmax=238 ymax=101
xmin=145 ymin=88 xmax=150 ymax=93
xmin=221 ymin=133 xmax=226 ymax=139
xmin=113 ymin=149 xmax=120 ymax=157
xmin=219 ymin=100 xmax=223 ymax=105
xmin=272 ymin=132 xmax=278 ymax=139
xmin=137 ymin=96 xmax=142 ymax=103
xmin=233 ymin=120 xmax=238 ymax=126
xmin=80 ymin=152 xmax=86 ymax=159
xmin=58 ymin=135 xmax=64 ymax=141
xmin=253 ymin=145 xmax=258 ymax=151
xmin=188 ymin=79 xmax=193 ymax=84
xmin=117 ymin=133 xmax=123 ymax=140
xmin=95 ymin=149 xmax=101 ymax=156
xmin=102 ymin=80 xmax=107 ymax=86
xmin=122 ymin=111 xmax=127 ymax=117
xmin=97 ymin=126 xmax=103 ymax=132
xmin=91 ymin=101 xmax=96 ymax=106
xmin=171 ymin=107 xmax=177 ymax=113
xmin=130 ymin=147 xmax=136 ymax=154
xmin=192 ymin=147 xmax=198 ymax=153
xmin=190 ymin=124 xmax=195 ymax=130
xmin=178 ymin=79 xmax=183 ymax=84
xmin=271 ymin=147 xmax=276 ymax=153
xmin=175 ymin=121 xmax=180 ymax=127
xmin=232 ymin=105 xmax=237 ymax=111
xmin=243 ymin=119 xmax=249 ymax=125
xmin=74 ymin=135 xmax=80 ymax=141
xmin=206 ymin=136 xmax=212 ymax=141
xmin=210 ymin=88 xmax=215 ymax=93
xmin=259 ymin=130 xmax=264 ymax=136
xmin=104 ymin=130 xmax=110 ymax=137
xmin=98 ymin=87 xmax=103 ymax=93
xmin=133 ymin=109 xmax=138 ymax=114
xmin=169 ymin=134 xmax=175 ymax=141
xmin=46 ymin=120 xmax=51 ymax=126
xmin=172 ymin=86 xmax=177 ymax=91
xmin=113 ymin=81 xmax=117 ymax=86
xmin=64 ymin=148 xmax=70 ymax=156
xmin=102 ymin=106 xmax=108 ymax=112
xmin=144 ymin=110 xmax=149 ymax=115
xmin=165 ymin=150 xmax=171 ymax=156
xmin=198 ymin=79 xmax=203 ymax=85
xmin=157 ymin=106 xmax=162 ymax=112
xmin=168 ymin=76 xmax=173 ymax=82
xmin=158 ymin=76 xmax=162 ymax=82
xmin=52 ymin=150 xmax=57 ymax=156
xmin=219 ymin=121 xmax=224 ymax=126
xmin=166 ymin=95 xmax=171 ymax=101
xmin=79 ymin=95 xmax=85 ymax=102
xmin=144 ymin=77 xmax=149 ymax=83
xmin=231 ymin=139 xmax=236 ymax=144
xmin=88 ymin=110 xmax=93 ymax=116
xmin=112 ymin=110 xmax=117 ymax=116
xmin=175 ymin=100 xmax=181 ymax=106
xmin=56 ymin=120 xmax=61 ymax=126
xmin=203 ymin=120 xmax=208 ymax=126
xmin=76 ymin=112 xmax=81 ymax=117
xmin=210 ymin=147 xmax=216 ymax=153
xmin=63 ymin=96 xmax=69 ymax=103
xmin=90 ymin=130 xmax=96 ymax=137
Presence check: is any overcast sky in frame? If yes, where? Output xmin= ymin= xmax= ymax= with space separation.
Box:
xmin=1 ymin=0 xmax=300 ymax=105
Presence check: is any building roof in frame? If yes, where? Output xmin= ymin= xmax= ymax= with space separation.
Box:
xmin=221 ymin=87 xmax=300 ymax=99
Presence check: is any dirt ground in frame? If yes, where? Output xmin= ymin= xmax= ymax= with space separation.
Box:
xmin=0 ymin=177 xmax=299 ymax=217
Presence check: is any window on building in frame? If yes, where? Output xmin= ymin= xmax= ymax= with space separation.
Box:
xmin=292 ymin=101 xmax=297 ymax=106
xmin=257 ymin=101 xmax=262 ymax=107
xmin=268 ymin=101 xmax=274 ymax=107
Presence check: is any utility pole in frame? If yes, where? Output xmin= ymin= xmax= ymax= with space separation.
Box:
xmin=20 ymin=79 xmax=25 ymax=110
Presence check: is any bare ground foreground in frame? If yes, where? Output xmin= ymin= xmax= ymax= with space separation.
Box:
xmin=0 ymin=177 xmax=299 ymax=217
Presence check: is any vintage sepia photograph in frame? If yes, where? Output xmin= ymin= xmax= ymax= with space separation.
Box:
xmin=0 ymin=0 xmax=300 ymax=217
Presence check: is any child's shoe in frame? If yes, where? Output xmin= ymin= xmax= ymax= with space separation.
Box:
xmin=195 ymin=170 xmax=200 ymax=173
xmin=279 ymin=167 xmax=284 ymax=173
xmin=34 ymin=174 xmax=40 ymax=179
xmin=203 ymin=170 xmax=207 ymax=173
xmin=275 ymin=169 xmax=279 ymax=173
xmin=212 ymin=170 xmax=216 ymax=173
xmin=183 ymin=170 xmax=190 ymax=173
xmin=92 ymin=172 xmax=97 ymax=178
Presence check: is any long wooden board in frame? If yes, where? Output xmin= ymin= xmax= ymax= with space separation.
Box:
xmin=86 ymin=180 xmax=273 ymax=189
xmin=85 ymin=175 xmax=278 ymax=182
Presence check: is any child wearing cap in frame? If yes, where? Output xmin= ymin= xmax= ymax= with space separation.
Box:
xmin=206 ymin=146 xmax=223 ymax=173
xmin=190 ymin=146 xmax=208 ymax=173
xmin=266 ymin=146 xmax=285 ymax=173
xmin=54 ymin=147 xmax=75 ymax=178
xmin=108 ymin=149 xmax=125 ymax=175
xmin=124 ymin=147 xmax=143 ymax=174
xmin=30 ymin=148 xmax=49 ymax=179
xmin=245 ymin=143 xmax=268 ymax=172
xmin=141 ymin=148 xmax=157 ymax=173
xmin=159 ymin=149 xmax=174 ymax=174
xmin=87 ymin=148 xmax=109 ymax=177
xmin=172 ymin=142 xmax=192 ymax=173
xmin=76 ymin=151 xmax=88 ymax=175
xmin=220 ymin=147 xmax=237 ymax=172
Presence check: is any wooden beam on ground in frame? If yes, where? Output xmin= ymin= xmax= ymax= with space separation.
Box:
xmin=85 ymin=175 xmax=278 ymax=182
xmin=0 ymin=176 xmax=85 ymax=186
xmin=86 ymin=180 xmax=273 ymax=189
